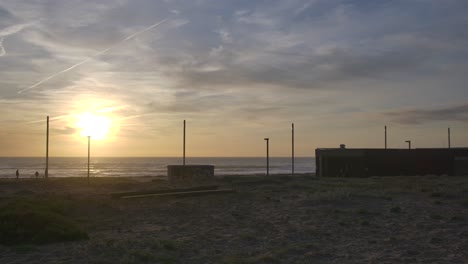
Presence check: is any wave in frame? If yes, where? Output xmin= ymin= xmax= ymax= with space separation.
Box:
xmin=0 ymin=157 xmax=315 ymax=178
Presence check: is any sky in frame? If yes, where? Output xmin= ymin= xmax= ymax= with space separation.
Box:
xmin=0 ymin=0 xmax=468 ymax=157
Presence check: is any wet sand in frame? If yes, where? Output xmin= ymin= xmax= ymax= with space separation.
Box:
xmin=0 ymin=174 xmax=467 ymax=263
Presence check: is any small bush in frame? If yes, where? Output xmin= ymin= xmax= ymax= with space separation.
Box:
xmin=279 ymin=176 xmax=293 ymax=181
xmin=357 ymin=209 xmax=368 ymax=215
xmin=450 ymin=216 xmax=464 ymax=222
xmin=0 ymin=198 xmax=88 ymax=245
xmin=158 ymin=239 xmax=179 ymax=251
xmin=430 ymin=192 xmax=443 ymax=198
xmin=239 ymin=230 xmax=257 ymax=241
xmin=430 ymin=214 xmax=443 ymax=220
xmin=155 ymin=255 xmax=177 ymax=264
xmin=13 ymin=244 xmax=36 ymax=254
xmin=129 ymin=249 xmax=157 ymax=262
xmin=461 ymin=199 xmax=468 ymax=208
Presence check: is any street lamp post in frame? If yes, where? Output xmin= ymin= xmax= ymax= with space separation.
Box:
xmin=405 ymin=140 xmax=411 ymax=150
xmin=448 ymin=127 xmax=451 ymax=149
xmin=264 ymin=138 xmax=269 ymax=176
xmin=292 ymin=123 xmax=294 ymax=177
xmin=384 ymin=125 xmax=387 ymax=149
xmin=87 ymin=135 xmax=91 ymax=185
xmin=183 ymin=120 xmax=186 ymax=165
xmin=46 ymin=116 xmax=49 ymax=179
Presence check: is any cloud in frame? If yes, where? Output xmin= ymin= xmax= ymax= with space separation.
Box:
xmin=0 ymin=38 xmax=4 ymax=56
xmin=0 ymin=22 xmax=34 ymax=37
xmin=1 ymin=0 xmax=468 ymax=155
xmin=0 ymin=22 xmax=34 ymax=56
xmin=4 ymin=0 xmax=467 ymax=95
xmin=215 ymin=29 xmax=232 ymax=44
xmin=18 ymin=19 xmax=168 ymax=93
xmin=132 ymin=1 xmax=468 ymax=94
xmin=383 ymin=103 xmax=468 ymax=125
xmin=54 ymin=126 xmax=77 ymax=135
xmin=155 ymin=42 xmax=435 ymax=91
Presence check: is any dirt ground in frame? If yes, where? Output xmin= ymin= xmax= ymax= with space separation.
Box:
xmin=0 ymin=174 xmax=467 ymax=264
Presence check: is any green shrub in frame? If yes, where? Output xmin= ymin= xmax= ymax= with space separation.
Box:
xmin=450 ymin=216 xmax=464 ymax=222
xmin=357 ymin=209 xmax=368 ymax=215
xmin=158 ymin=239 xmax=179 ymax=251
xmin=430 ymin=192 xmax=443 ymax=198
xmin=462 ymin=199 xmax=468 ymax=208
xmin=0 ymin=198 xmax=88 ymax=245
xmin=430 ymin=214 xmax=443 ymax=220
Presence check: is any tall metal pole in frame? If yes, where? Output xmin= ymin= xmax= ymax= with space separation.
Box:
xmin=45 ymin=116 xmax=49 ymax=179
xmin=264 ymin=138 xmax=269 ymax=176
xmin=405 ymin=140 xmax=411 ymax=150
xmin=448 ymin=127 xmax=451 ymax=149
xmin=292 ymin=123 xmax=294 ymax=176
xmin=87 ymin=136 xmax=90 ymax=185
xmin=384 ymin=125 xmax=387 ymax=149
xmin=183 ymin=120 xmax=186 ymax=165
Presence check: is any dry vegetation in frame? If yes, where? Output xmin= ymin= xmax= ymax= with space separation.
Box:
xmin=0 ymin=174 xmax=467 ymax=264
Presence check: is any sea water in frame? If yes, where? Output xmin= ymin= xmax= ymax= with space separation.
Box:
xmin=0 ymin=157 xmax=315 ymax=178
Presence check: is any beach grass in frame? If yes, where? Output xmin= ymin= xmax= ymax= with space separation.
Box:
xmin=0 ymin=174 xmax=467 ymax=263
xmin=0 ymin=197 xmax=88 ymax=245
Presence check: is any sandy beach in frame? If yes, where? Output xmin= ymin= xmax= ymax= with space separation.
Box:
xmin=0 ymin=174 xmax=467 ymax=264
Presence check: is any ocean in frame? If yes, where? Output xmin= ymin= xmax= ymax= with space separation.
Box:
xmin=0 ymin=157 xmax=315 ymax=178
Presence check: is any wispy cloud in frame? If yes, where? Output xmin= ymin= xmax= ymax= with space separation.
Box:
xmin=0 ymin=37 xmax=4 ymax=56
xmin=25 ymin=115 xmax=70 ymax=124
xmin=53 ymin=126 xmax=77 ymax=135
xmin=383 ymin=103 xmax=468 ymax=125
xmin=0 ymin=22 xmax=34 ymax=57
xmin=0 ymin=22 xmax=34 ymax=37
xmin=1 ymin=0 xmax=468 ymax=156
xmin=19 ymin=19 xmax=168 ymax=93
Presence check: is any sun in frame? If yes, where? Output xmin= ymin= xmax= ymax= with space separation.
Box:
xmin=76 ymin=112 xmax=111 ymax=140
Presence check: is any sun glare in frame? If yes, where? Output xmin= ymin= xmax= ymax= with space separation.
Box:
xmin=76 ymin=112 xmax=111 ymax=140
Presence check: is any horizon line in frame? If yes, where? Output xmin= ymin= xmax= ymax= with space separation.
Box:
xmin=0 ymin=156 xmax=314 ymax=158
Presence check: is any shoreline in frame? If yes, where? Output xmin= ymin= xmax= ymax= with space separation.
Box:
xmin=0 ymin=157 xmax=316 ymax=179
xmin=0 ymin=172 xmax=315 ymax=180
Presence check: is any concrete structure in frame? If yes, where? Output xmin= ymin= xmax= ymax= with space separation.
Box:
xmin=167 ymin=165 xmax=215 ymax=187
xmin=315 ymin=147 xmax=468 ymax=177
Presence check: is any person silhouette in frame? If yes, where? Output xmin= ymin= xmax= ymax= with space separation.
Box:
xmin=16 ymin=169 xmax=19 ymax=180
xmin=35 ymin=171 xmax=39 ymax=178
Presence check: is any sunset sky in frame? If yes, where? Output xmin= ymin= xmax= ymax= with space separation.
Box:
xmin=1 ymin=0 xmax=468 ymax=157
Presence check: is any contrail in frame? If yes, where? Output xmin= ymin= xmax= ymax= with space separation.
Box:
xmin=119 ymin=113 xmax=154 ymax=121
xmin=19 ymin=18 xmax=168 ymax=93
xmin=26 ymin=104 xmax=130 ymax=124
xmin=26 ymin=114 xmax=76 ymax=124
xmin=97 ymin=105 xmax=129 ymax=113
xmin=18 ymin=47 xmax=113 ymax=93
xmin=123 ymin=19 xmax=168 ymax=41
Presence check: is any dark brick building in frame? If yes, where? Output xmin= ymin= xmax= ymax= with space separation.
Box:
xmin=315 ymin=147 xmax=468 ymax=177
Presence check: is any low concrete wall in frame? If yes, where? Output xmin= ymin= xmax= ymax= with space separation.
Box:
xmin=167 ymin=165 xmax=215 ymax=187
